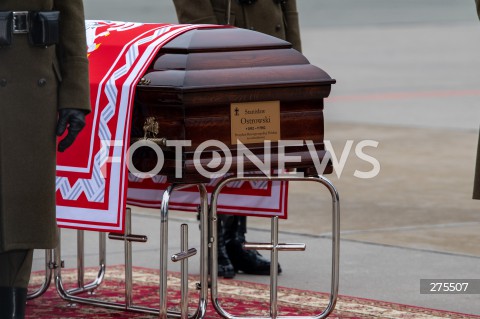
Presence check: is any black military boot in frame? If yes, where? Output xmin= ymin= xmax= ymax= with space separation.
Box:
xmin=225 ymin=216 xmax=282 ymax=275
xmin=217 ymin=215 xmax=236 ymax=278
xmin=0 ymin=286 xmax=28 ymax=319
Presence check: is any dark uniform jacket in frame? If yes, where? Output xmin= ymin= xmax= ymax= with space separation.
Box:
xmin=172 ymin=0 xmax=302 ymax=52
xmin=474 ymin=135 xmax=480 ymax=199
xmin=474 ymin=0 xmax=480 ymax=199
xmin=0 ymin=0 xmax=90 ymax=252
xmin=477 ymin=0 xmax=480 ymax=20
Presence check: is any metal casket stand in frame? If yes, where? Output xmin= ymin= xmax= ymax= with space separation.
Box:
xmin=210 ymin=175 xmax=340 ymax=319
xmin=27 ymin=249 xmax=54 ymax=300
xmin=29 ymin=173 xmax=340 ymax=319
xmin=49 ymin=183 xmax=209 ymax=319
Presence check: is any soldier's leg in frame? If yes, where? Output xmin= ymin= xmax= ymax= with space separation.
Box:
xmin=225 ymin=216 xmax=282 ymax=275
xmin=0 ymin=249 xmax=33 ymax=319
xmin=217 ymin=215 xmax=235 ymax=278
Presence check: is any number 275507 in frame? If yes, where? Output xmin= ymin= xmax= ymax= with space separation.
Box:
xmin=430 ymin=282 xmax=469 ymax=292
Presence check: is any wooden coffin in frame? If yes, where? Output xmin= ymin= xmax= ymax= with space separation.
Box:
xmin=131 ymin=27 xmax=335 ymax=183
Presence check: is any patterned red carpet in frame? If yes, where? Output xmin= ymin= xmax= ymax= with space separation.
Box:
xmin=27 ymin=266 xmax=479 ymax=319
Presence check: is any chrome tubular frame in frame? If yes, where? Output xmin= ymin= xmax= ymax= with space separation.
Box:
xmin=54 ymin=213 xmax=159 ymax=315
xmin=209 ymin=175 xmax=340 ymax=319
xmin=27 ymin=249 xmax=54 ymax=300
xmin=171 ymin=223 xmax=198 ymax=319
xmin=28 ymin=231 xmax=105 ymax=300
xmin=45 ymin=175 xmax=338 ymax=319
xmin=54 ymin=229 xmax=107 ymax=295
xmin=52 ymin=183 xmax=209 ymax=319
xmin=159 ymin=183 xmax=209 ymax=319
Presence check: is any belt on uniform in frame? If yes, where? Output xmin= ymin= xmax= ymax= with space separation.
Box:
xmin=0 ymin=10 xmax=60 ymax=47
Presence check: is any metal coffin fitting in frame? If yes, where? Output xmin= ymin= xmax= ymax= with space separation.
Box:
xmin=12 ymin=11 xmax=29 ymax=33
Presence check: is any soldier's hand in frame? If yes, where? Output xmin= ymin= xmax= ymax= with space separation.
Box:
xmin=56 ymin=108 xmax=86 ymax=152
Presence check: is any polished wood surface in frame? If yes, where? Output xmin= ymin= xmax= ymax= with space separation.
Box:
xmin=132 ymin=27 xmax=335 ymax=182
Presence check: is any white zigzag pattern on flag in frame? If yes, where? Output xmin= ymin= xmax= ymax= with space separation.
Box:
xmin=56 ymin=24 xmax=173 ymax=202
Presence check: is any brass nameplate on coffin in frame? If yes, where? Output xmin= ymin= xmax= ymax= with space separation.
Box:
xmin=230 ymin=101 xmax=281 ymax=145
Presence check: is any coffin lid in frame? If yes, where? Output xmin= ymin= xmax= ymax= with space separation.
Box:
xmin=140 ymin=27 xmax=335 ymax=93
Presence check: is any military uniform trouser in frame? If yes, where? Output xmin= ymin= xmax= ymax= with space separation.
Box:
xmin=473 ymin=128 xmax=480 ymax=199
xmin=0 ymin=249 xmax=34 ymax=288
xmin=223 ymin=215 xmax=247 ymax=242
